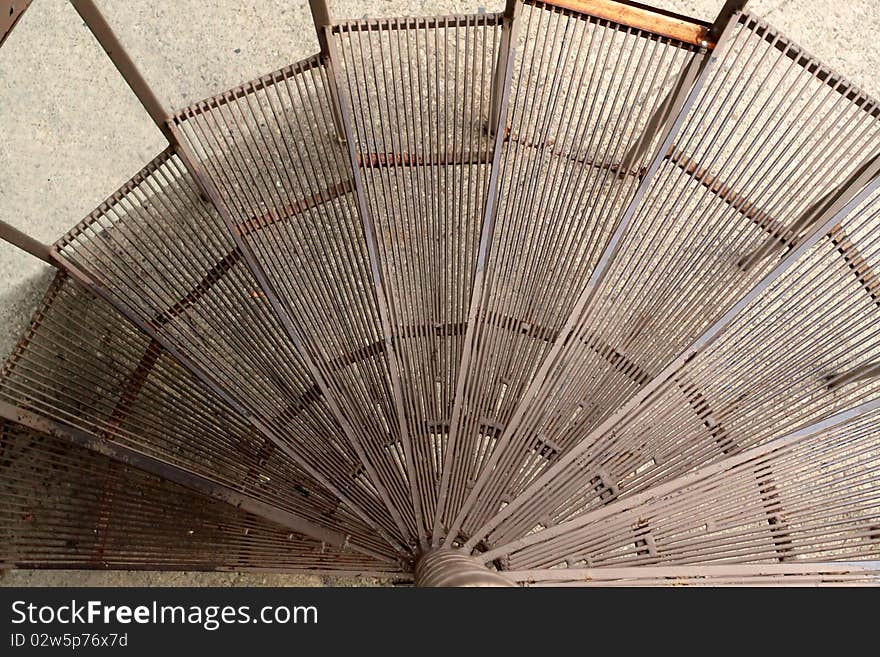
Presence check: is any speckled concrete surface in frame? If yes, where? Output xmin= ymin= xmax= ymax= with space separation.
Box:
xmin=1 ymin=0 xmax=878 ymax=586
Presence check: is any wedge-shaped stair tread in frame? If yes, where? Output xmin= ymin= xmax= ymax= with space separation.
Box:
xmin=171 ymin=55 xmax=423 ymax=543
xmin=53 ymin=148 xmax=409 ymax=548
xmin=1 ymin=1 xmax=878 ymax=585
xmin=333 ymin=12 xmax=503 ymax=538
xmin=452 ymin=11 xmax=880 ymax=540
xmin=472 ymin=185 xmax=880 ymax=548
xmin=479 ymin=404 xmax=880 ymax=570
xmin=0 ymin=271 xmax=397 ymax=562
xmin=0 ymin=421 xmax=400 ymax=575
xmin=436 ymin=3 xmax=704 ymax=535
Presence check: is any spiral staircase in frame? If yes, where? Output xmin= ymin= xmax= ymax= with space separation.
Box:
xmin=1 ymin=0 xmax=879 ymax=586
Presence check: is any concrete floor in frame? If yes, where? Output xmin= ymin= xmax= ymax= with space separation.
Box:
xmin=1 ymin=0 xmax=878 ymax=586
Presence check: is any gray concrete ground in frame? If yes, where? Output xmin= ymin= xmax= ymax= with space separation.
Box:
xmin=1 ymin=0 xmax=879 ymax=586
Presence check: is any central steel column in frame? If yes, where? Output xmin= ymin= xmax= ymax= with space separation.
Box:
xmin=415 ymin=550 xmax=516 ymax=587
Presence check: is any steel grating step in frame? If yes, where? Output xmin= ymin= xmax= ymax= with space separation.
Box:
xmin=0 ymin=0 xmax=878 ymax=585
xmin=0 ymin=420 xmax=401 ymax=575
xmin=0 ymin=271 xmax=401 ymax=564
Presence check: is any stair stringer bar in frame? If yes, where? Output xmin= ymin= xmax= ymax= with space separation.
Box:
xmin=322 ymin=32 xmax=429 ymax=548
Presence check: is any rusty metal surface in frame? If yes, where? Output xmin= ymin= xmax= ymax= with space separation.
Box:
xmin=52 ymin=149 xmax=409 ymax=552
xmin=480 ymin=401 xmax=880 ymax=568
xmin=438 ymin=0 xmax=705 ymax=543
xmin=536 ymin=0 xmax=712 ymax=47
xmin=0 ymin=0 xmax=878 ymax=584
xmin=509 ymin=563 xmax=880 ymax=586
xmin=467 ymin=178 xmax=880 ymax=551
xmin=0 ymin=0 xmax=31 ymax=48
xmin=171 ymin=53 xmax=427 ymax=549
xmin=331 ymin=13 xmax=503 ymax=543
xmin=451 ymin=11 xmax=880 ymax=545
xmin=0 ymin=271 xmax=398 ymax=563
xmin=415 ymin=549 xmax=514 ymax=586
xmin=0 ymin=420 xmax=398 ymax=574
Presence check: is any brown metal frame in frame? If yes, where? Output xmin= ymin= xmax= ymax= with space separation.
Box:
xmin=479 ymin=399 xmax=880 ymax=567
xmin=509 ymin=563 xmax=880 ymax=586
xmin=0 ymin=420 xmax=400 ymax=574
xmin=441 ymin=0 xmax=734 ymax=544
xmin=0 ymin=400 xmax=355 ymax=553
xmin=449 ymin=8 xmax=880 ymax=548
xmin=66 ymin=0 xmax=416 ymax=553
xmin=0 ymin=0 xmax=31 ymax=48
xmin=0 ymin=270 xmax=400 ymax=563
xmin=1 ymin=0 xmax=878 ymax=585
